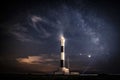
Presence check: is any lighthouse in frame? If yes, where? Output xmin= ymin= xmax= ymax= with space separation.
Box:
xmin=60 ymin=35 xmax=69 ymax=74
xmin=60 ymin=35 xmax=65 ymax=68
xmin=54 ymin=35 xmax=80 ymax=75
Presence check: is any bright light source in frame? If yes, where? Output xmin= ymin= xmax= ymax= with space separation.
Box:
xmin=88 ymin=54 xmax=91 ymax=58
xmin=60 ymin=35 xmax=65 ymax=46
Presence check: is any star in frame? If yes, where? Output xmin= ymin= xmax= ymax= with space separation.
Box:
xmin=88 ymin=54 xmax=91 ymax=58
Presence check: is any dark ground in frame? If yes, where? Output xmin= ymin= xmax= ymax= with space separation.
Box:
xmin=0 ymin=73 xmax=120 ymax=80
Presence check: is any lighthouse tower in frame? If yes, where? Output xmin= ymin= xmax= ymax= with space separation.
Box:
xmin=54 ymin=35 xmax=80 ymax=75
xmin=60 ymin=35 xmax=69 ymax=74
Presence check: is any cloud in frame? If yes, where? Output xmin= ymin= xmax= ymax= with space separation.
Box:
xmin=31 ymin=16 xmax=43 ymax=23
xmin=9 ymin=23 xmax=34 ymax=42
xmin=31 ymin=15 xmax=51 ymax=38
xmin=11 ymin=32 xmax=34 ymax=42
xmin=9 ymin=23 xmax=43 ymax=44
xmin=15 ymin=55 xmax=59 ymax=72
xmin=12 ymin=32 xmax=42 ymax=44
xmin=8 ymin=15 xmax=52 ymax=43
xmin=16 ymin=56 xmax=54 ymax=64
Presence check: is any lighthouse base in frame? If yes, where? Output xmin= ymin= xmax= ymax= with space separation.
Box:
xmin=54 ymin=67 xmax=70 ymax=75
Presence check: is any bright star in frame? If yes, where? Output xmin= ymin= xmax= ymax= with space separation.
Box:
xmin=88 ymin=54 xmax=91 ymax=58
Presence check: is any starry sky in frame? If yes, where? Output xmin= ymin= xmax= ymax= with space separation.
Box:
xmin=0 ymin=0 xmax=120 ymax=74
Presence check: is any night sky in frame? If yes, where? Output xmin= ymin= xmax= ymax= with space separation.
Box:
xmin=0 ymin=0 xmax=120 ymax=74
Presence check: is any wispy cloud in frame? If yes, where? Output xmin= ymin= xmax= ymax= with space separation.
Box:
xmin=9 ymin=23 xmax=42 ymax=43
xmin=11 ymin=32 xmax=34 ymax=42
xmin=31 ymin=15 xmax=43 ymax=22
xmin=31 ymin=15 xmax=51 ymax=38
xmin=16 ymin=55 xmax=55 ymax=64
xmin=17 ymin=56 xmax=44 ymax=64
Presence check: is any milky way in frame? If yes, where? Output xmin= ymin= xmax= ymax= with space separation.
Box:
xmin=10 ymin=5 xmax=114 ymax=57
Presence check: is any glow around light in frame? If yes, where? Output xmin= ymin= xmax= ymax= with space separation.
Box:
xmin=88 ymin=54 xmax=91 ymax=58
